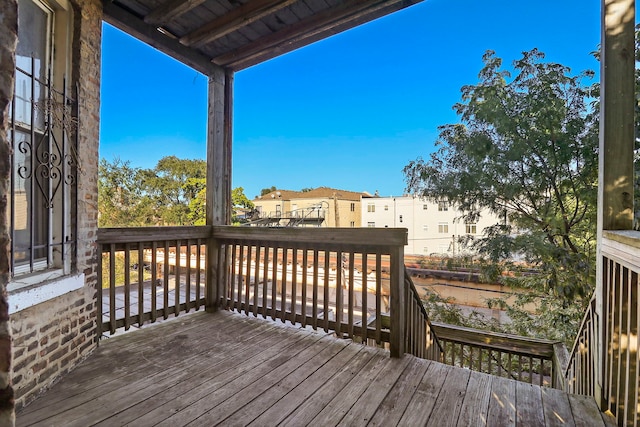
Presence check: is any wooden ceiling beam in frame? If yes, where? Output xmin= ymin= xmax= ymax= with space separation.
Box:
xmin=103 ymin=0 xmax=222 ymax=75
xmin=213 ymin=0 xmax=419 ymax=70
xmin=144 ymin=0 xmax=208 ymax=27
xmin=179 ymin=0 xmax=299 ymax=48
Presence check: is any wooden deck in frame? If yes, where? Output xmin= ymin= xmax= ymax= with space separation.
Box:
xmin=17 ymin=311 xmax=614 ymax=426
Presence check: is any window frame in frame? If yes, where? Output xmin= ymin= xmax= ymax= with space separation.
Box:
xmin=9 ymin=0 xmax=76 ymax=282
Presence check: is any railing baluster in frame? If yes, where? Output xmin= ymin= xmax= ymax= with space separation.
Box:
xmin=271 ymin=246 xmax=277 ymax=321
xmin=195 ymin=239 xmax=201 ymax=311
xmin=138 ymin=241 xmax=144 ymax=326
xmin=262 ymin=244 xmax=269 ymax=319
xmin=281 ymin=247 xmax=288 ymax=323
xmin=361 ymin=253 xmax=368 ymax=344
xmin=312 ymin=249 xmax=318 ymax=330
xmin=323 ymin=250 xmax=330 ymax=333
xmin=301 ymin=249 xmax=308 ymax=328
xmin=175 ymin=239 xmax=181 ymax=317
xmin=238 ymin=244 xmax=246 ymax=313
xmin=163 ymin=240 xmax=170 ymax=319
xmin=253 ymin=245 xmax=260 ymax=317
xmin=245 ymin=243 xmax=252 ymax=314
xmin=124 ymin=244 xmax=131 ymax=330
xmin=335 ymin=250 xmax=343 ymax=337
xmin=97 ymin=245 xmax=103 ymax=338
xmin=375 ymin=252 xmax=381 ymax=345
xmin=109 ymin=244 xmax=116 ymax=335
xmin=347 ymin=252 xmax=354 ymax=339
xmin=151 ymin=241 xmax=158 ymax=321
xmin=291 ymin=247 xmax=298 ymax=324
xmin=186 ymin=240 xmax=192 ymax=313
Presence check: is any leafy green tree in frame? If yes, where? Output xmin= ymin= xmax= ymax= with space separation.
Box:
xmin=231 ymin=187 xmax=254 ymax=224
xmin=139 ymin=156 xmax=207 ymax=225
xmin=98 ymin=158 xmax=153 ymax=227
xmin=405 ymin=49 xmax=598 ymax=343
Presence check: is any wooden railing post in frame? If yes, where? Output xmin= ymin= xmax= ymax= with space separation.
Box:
xmin=389 ymin=245 xmax=405 ymax=358
xmin=205 ymin=67 xmax=233 ymax=312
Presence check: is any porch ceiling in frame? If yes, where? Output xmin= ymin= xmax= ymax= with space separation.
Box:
xmin=102 ymin=0 xmax=422 ymax=75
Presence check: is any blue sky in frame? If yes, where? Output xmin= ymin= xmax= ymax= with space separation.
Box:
xmin=100 ymin=0 xmax=602 ymax=200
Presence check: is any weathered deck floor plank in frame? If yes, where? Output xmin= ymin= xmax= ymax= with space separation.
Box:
xmin=17 ymin=310 xmax=610 ymax=427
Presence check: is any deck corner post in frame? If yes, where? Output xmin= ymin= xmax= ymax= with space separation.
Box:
xmin=205 ymin=67 xmax=233 ymax=312
xmin=390 ymin=242 xmax=405 ymax=358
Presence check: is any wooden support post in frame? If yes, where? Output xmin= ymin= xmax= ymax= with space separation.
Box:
xmin=389 ymin=244 xmax=405 ymax=358
xmin=206 ymin=67 xmax=233 ymax=312
xmin=596 ymin=0 xmax=635 ymax=409
xmin=599 ymin=0 xmax=635 ymax=232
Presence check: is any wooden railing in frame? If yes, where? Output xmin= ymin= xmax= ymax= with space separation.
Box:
xmin=211 ymin=226 xmax=411 ymax=357
xmin=596 ymin=232 xmax=638 ymax=426
xmin=564 ymin=297 xmax=597 ymax=396
xmin=432 ymin=322 xmax=565 ymax=388
xmin=564 ymin=232 xmax=640 ymax=426
xmin=404 ymin=270 xmax=442 ymax=361
xmin=97 ymin=226 xmax=210 ymax=335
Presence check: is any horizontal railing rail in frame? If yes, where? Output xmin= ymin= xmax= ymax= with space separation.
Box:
xmin=211 ymin=226 xmax=410 ymax=356
xmin=404 ymin=269 xmax=443 ymax=361
xmin=97 ymin=226 xmax=211 ymax=335
xmin=432 ymin=322 xmax=565 ymax=388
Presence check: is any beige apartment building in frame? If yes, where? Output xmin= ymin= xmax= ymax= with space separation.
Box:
xmin=253 ymin=187 xmax=370 ymax=227
xmin=361 ymin=195 xmax=505 ymax=256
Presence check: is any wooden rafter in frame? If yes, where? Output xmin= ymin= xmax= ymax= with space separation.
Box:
xmin=144 ymin=0 xmax=208 ymax=26
xmin=103 ymin=0 xmax=222 ymax=75
xmin=212 ymin=0 xmax=418 ymax=70
xmin=179 ymin=0 xmax=299 ymax=48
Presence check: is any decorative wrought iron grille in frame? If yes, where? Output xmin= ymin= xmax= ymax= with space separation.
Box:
xmin=10 ymin=56 xmax=78 ymax=277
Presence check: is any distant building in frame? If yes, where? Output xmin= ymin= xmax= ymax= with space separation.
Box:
xmin=361 ymin=195 xmax=505 ymax=256
xmin=252 ymin=187 xmax=372 ymax=227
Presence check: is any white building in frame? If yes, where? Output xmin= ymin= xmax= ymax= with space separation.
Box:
xmin=361 ymin=196 xmax=505 ymax=256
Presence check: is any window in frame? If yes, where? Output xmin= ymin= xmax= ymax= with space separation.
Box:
xmin=367 ymin=222 xmax=375 ymax=228
xmin=399 ymin=215 xmax=403 ymax=223
xmin=350 ymin=202 xmax=355 ymax=212
xmin=422 ymin=225 xmax=428 ymax=232
xmin=350 ymin=221 xmax=355 ymax=227
xmin=466 ymin=223 xmax=477 ymax=234
xmin=423 ymin=204 xmax=428 ymax=210
xmin=438 ymin=201 xmax=448 ymax=211
xmin=367 ymin=203 xmax=375 ymax=213
xmin=384 ymin=205 xmax=389 ymax=211
xmin=423 ymin=247 xmax=429 ymax=253
xmin=438 ymin=222 xmax=449 ymax=233
xmin=10 ymin=0 xmax=76 ymax=278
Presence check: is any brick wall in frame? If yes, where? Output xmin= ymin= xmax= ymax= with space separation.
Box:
xmin=7 ymin=0 xmax=103 ymax=410
xmin=0 ymin=0 xmax=18 ymax=423
xmin=11 ymin=289 xmax=96 ymax=408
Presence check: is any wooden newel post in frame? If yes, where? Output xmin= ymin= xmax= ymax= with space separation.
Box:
xmin=389 ymin=244 xmax=405 ymax=358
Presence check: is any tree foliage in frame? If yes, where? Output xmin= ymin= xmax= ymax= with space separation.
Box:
xmin=405 ymin=49 xmax=598 ymax=343
xmin=98 ymin=158 xmax=152 ymax=227
xmin=99 ymin=156 xmax=248 ymax=227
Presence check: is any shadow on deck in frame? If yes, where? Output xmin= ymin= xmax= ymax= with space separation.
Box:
xmin=17 ymin=310 xmax=614 ymax=426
